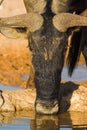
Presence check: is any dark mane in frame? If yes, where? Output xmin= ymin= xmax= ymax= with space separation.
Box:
xmin=67 ymin=29 xmax=82 ymax=76
xmin=67 ymin=0 xmax=87 ymax=76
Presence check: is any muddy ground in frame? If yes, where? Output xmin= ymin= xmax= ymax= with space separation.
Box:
xmin=0 ymin=0 xmax=33 ymax=88
xmin=0 ymin=34 xmax=35 ymax=88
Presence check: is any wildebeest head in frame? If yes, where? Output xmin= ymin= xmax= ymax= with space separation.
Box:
xmin=0 ymin=0 xmax=87 ymax=114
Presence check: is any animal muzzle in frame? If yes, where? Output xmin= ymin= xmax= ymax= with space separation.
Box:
xmin=35 ymin=99 xmax=59 ymax=114
xmin=32 ymin=57 xmax=61 ymax=114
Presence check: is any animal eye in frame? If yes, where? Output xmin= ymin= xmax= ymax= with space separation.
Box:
xmin=16 ymin=27 xmax=27 ymax=33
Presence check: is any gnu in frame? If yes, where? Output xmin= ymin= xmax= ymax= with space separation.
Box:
xmin=0 ymin=0 xmax=87 ymax=114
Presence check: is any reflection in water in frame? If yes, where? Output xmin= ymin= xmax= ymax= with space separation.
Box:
xmin=35 ymin=113 xmax=87 ymax=130
xmin=0 ymin=111 xmax=87 ymax=130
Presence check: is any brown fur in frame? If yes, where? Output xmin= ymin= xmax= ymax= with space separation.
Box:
xmin=23 ymin=0 xmax=46 ymax=14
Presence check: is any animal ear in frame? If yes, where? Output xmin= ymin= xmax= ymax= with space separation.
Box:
xmin=0 ymin=27 xmax=28 ymax=39
xmin=0 ymin=13 xmax=43 ymax=39
xmin=53 ymin=12 xmax=87 ymax=32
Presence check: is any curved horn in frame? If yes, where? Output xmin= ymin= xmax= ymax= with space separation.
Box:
xmin=0 ymin=13 xmax=43 ymax=32
xmin=0 ymin=0 xmax=3 ymax=5
xmin=0 ymin=13 xmax=43 ymax=38
xmin=53 ymin=13 xmax=87 ymax=32
xmin=23 ymin=0 xmax=30 ymax=12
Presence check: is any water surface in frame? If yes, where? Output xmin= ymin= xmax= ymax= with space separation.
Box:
xmin=62 ymin=65 xmax=87 ymax=81
xmin=0 ymin=83 xmax=23 ymax=90
xmin=0 ymin=111 xmax=87 ymax=130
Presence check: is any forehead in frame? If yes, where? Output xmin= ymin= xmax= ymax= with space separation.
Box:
xmin=27 ymin=0 xmax=70 ymax=14
xmin=26 ymin=0 xmax=46 ymax=14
